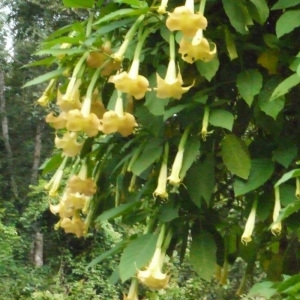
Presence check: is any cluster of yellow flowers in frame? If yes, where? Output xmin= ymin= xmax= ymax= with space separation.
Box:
xmin=40 ymin=0 xmax=217 ymax=290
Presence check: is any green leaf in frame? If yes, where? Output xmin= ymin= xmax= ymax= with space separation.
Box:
xmin=131 ymin=139 xmax=163 ymax=176
xmin=163 ymin=104 xmax=190 ymax=121
xmin=190 ymin=230 xmax=216 ymax=281
xmin=35 ymin=48 xmax=85 ymax=56
xmin=234 ymin=159 xmax=275 ymax=196
xmin=272 ymin=143 xmax=297 ymax=168
xmin=39 ymin=154 xmax=64 ymax=175
xmin=236 ymin=69 xmax=263 ymax=106
xmin=119 ymin=233 xmax=158 ymax=282
xmin=196 ymin=55 xmax=219 ymax=81
xmin=276 ymin=200 xmax=300 ymax=223
xmin=272 ymin=0 xmax=300 ymax=10
xmin=93 ymin=8 xmax=148 ymax=25
xmin=276 ymin=9 xmax=300 ymax=38
xmin=157 ymin=202 xmax=179 ymax=222
xmin=222 ymin=0 xmax=253 ymax=34
xmin=247 ymin=281 xmax=277 ymax=298
xmin=115 ymin=0 xmax=147 ymax=7
xmin=259 ymin=94 xmax=285 ymax=120
xmin=274 ymin=169 xmax=300 ymax=187
xmin=23 ymin=69 xmax=64 ymax=88
xmin=270 ymin=73 xmax=300 ymax=100
xmin=277 ymin=274 xmax=300 ymax=293
xmin=145 ymin=90 xmax=169 ymax=116
xmin=95 ymin=201 xmax=140 ymax=223
xmin=185 ymin=154 xmax=215 ymax=206
xmin=209 ymin=109 xmax=234 ymax=131
xmin=248 ymin=0 xmax=269 ymax=24
xmin=179 ymin=135 xmax=200 ymax=180
xmin=221 ymin=134 xmax=251 ymax=180
xmin=63 ymin=0 xmax=94 ymax=8
xmin=86 ymin=240 xmax=128 ymax=268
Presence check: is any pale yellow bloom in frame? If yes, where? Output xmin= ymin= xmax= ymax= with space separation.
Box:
xmin=137 ymin=247 xmax=170 ymax=290
xmin=50 ymin=201 xmax=74 ymax=218
xmin=166 ymin=0 xmax=207 ymax=38
xmin=45 ymin=112 xmax=67 ymax=129
xmin=99 ymin=111 xmax=120 ymax=134
xmin=60 ymin=212 xmax=86 ymax=238
xmin=168 ymin=148 xmax=184 ymax=186
xmin=241 ymin=200 xmax=257 ymax=244
xmin=55 ymin=132 xmax=83 ymax=157
xmin=271 ymin=186 xmax=282 ymax=235
xmin=109 ymin=59 xmax=149 ymax=99
xmin=67 ymin=175 xmax=97 ymax=196
xmin=155 ymin=59 xmax=193 ymax=99
xmin=179 ymin=34 xmax=217 ymax=64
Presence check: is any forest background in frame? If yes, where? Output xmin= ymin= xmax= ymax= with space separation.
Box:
xmin=0 ymin=0 xmax=300 ymax=299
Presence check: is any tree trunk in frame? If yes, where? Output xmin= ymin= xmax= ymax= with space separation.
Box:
xmin=0 ymin=70 xmax=19 ymax=198
xmin=31 ymin=121 xmax=44 ymax=184
xmin=33 ymin=231 xmax=44 ymax=267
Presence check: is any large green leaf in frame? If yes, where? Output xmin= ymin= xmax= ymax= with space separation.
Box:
xmin=274 ymin=169 xmax=300 ymax=187
xmin=39 ymin=154 xmax=64 ymax=175
xmin=23 ymin=69 xmax=64 ymax=88
xmin=247 ymin=281 xmax=277 ymax=298
xmin=209 ymin=109 xmax=234 ymax=131
xmin=270 ymin=73 xmax=300 ymax=100
xmin=222 ymin=0 xmax=253 ymax=34
xmin=119 ymin=233 xmax=158 ymax=282
xmin=87 ymin=240 xmax=128 ymax=268
xmin=63 ymin=0 xmax=94 ymax=8
xmin=272 ymin=0 xmax=300 ymax=10
xmin=185 ymin=154 xmax=215 ymax=206
xmin=248 ymin=0 xmax=269 ymax=24
xmin=179 ymin=135 xmax=200 ymax=180
xmin=276 ymin=9 xmax=300 ymax=38
xmin=234 ymin=159 xmax=275 ymax=196
xmin=95 ymin=201 xmax=140 ymax=223
xmin=236 ymin=69 xmax=263 ymax=106
xmin=272 ymin=142 xmax=297 ymax=168
xmin=276 ymin=200 xmax=300 ymax=223
xmin=221 ymin=134 xmax=251 ymax=180
xmin=196 ymin=55 xmax=219 ymax=81
xmin=131 ymin=138 xmax=163 ymax=176
xmin=190 ymin=230 xmax=216 ymax=281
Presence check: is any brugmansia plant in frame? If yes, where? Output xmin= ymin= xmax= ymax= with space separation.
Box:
xmin=27 ymin=0 xmax=300 ymax=297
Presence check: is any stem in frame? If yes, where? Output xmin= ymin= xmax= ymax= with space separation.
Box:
xmin=296 ymin=177 xmax=300 ymax=198
xmin=199 ymin=0 xmax=207 ymax=14
xmin=169 ymin=33 xmax=175 ymax=61
xmin=179 ymin=126 xmax=191 ymax=151
xmin=185 ymin=0 xmax=194 ymax=12
xmin=86 ymin=12 xmax=94 ymax=37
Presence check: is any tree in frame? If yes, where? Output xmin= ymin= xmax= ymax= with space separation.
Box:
xmin=27 ymin=0 xmax=300 ymax=298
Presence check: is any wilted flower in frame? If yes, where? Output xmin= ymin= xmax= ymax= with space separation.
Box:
xmin=241 ymin=199 xmax=258 ymax=244
xmin=271 ymin=186 xmax=282 ymax=235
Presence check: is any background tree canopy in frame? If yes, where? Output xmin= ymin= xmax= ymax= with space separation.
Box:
xmin=1 ymin=0 xmax=300 ymax=299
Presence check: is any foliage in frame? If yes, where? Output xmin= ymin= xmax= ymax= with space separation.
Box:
xmin=16 ymin=0 xmax=300 ymax=298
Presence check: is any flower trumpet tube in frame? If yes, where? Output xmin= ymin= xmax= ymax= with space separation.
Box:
xmin=241 ymin=199 xmax=258 ymax=244
xmin=137 ymin=225 xmax=171 ymax=290
xmin=200 ymin=105 xmax=210 ymax=140
xmin=45 ymin=156 xmax=68 ymax=196
xmin=158 ymin=0 xmax=168 ymax=14
xmin=168 ymin=126 xmax=191 ymax=186
xmin=153 ymin=143 xmax=169 ymax=199
xmin=123 ymin=278 xmax=139 ymax=300
xmin=271 ymin=186 xmax=282 ymax=235
xmin=155 ymin=34 xmax=193 ymax=99
xmin=109 ymin=30 xmax=149 ymax=99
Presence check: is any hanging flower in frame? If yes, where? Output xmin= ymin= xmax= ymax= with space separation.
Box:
xmin=241 ymin=199 xmax=258 ymax=244
xmin=66 ymin=109 xmax=100 ymax=137
xmin=50 ymin=201 xmax=74 ymax=219
xmin=179 ymin=33 xmax=216 ymax=64
xmin=60 ymin=211 xmax=86 ymax=238
xmin=99 ymin=111 xmax=120 ymax=134
xmin=67 ymin=175 xmax=97 ymax=196
xmin=154 ymin=143 xmax=169 ymax=199
xmin=158 ymin=0 xmax=168 ymax=14
xmin=109 ymin=59 xmax=149 ymax=99
xmin=45 ymin=112 xmax=67 ymax=129
xmin=55 ymin=132 xmax=83 ymax=157
xmin=155 ymin=60 xmax=193 ymax=99
xmin=123 ymin=279 xmax=139 ymax=300
xmin=166 ymin=0 xmax=207 ymax=38
xmin=45 ymin=168 xmax=64 ymax=197
xmin=137 ymin=226 xmax=171 ymax=290
xmin=271 ymin=186 xmax=282 ymax=235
